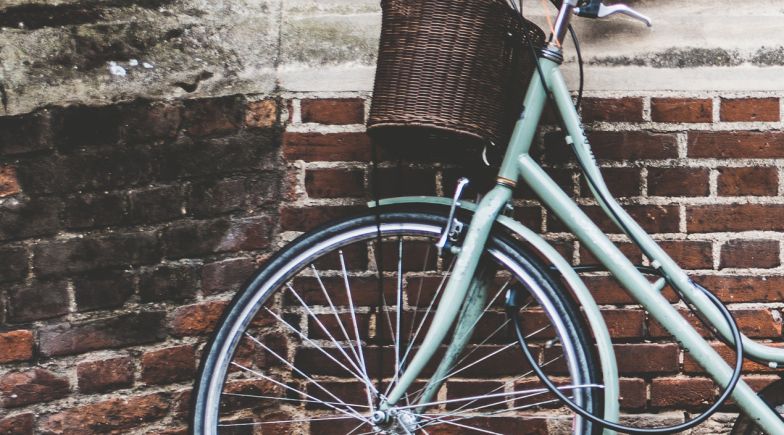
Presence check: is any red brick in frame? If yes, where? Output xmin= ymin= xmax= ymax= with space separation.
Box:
xmin=305 ymin=169 xmax=365 ymax=198
xmin=696 ymin=275 xmax=784 ymax=303
xmin=718 ymin=166 xmax=778 ymax=196
xmin=0 ymin=413 xmax=33 ymax=435
xmin=376 ymin=167 xmax=437 ymax=196
xmin=650 ymin=377 xmax=715 ymax=408
xmin=301 ymin=98 xmax=364 ymax=124
xmin=0 ymin=166 xmax=20 ymax=197
xmin=615 ymin=344 xmax=679 ymax=374
xmin=579 ymin=168 xmax=641 ymax=198
xmin=39 ymin=311 xmax=166 ymax=357
xmin=39 ymin=393 xmax=170 ymax=433
xmin=647 ymin=167 xmax=710 ymax=197
xmin=658 ymin=240 xmax=713 ymax=269
xmin=280 ymin=205 xmax=363 ymax=232
xmin=720 ymin=239 xmax=779 ymax=269
xmin=244 ymin=99 xmax=277 ymax=128
xmin=547 ymin=131 xmax=678 ymax=162
xmin=579 ymin=242 xmax=642 ymax=265
xmin=582 ymin=97 xmax=644 ymax=122
xmin=584 ymin=275 xmax=679 ymax=305
xmin=0 ymin=330 xmax=33 ymax=363
xmin=721 ymin=97 xmax=780 ymax=122
xmin=684 ymin=342 xmax=784 ymax=374
xmin=688 ymin=131 xmax=784 ymax=158
xmin=549 ymin=205 xmax=679 ymax=234
xmin=142 ymin=345 xmax=195 ymax=385
xmin=649 ymin=308 xmax=781 ymax=338
xmin=651 ymin=98 xmax=712 ymax=123
xmin=282 ymin=132 xmax=371 ymax=161
xmin=688 ymin=204 xmax=784 ymax=232
xmin=0 ymin=368 xmax=70 ymax=408
xmin=619 ymin=378 xmax=647 ymax=411
xmin=169 ymin=300 xmax=228 ymax=336
xmin=77 ymin=356 xmax=134 ymax=393
xmin=201 ymin=257 xmax=256 ymax=296
xmin=601 ymin=309 xmax=645 ymax=339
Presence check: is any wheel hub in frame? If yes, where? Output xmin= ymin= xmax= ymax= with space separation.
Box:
xmin=370 ymin=409 xmax=419 ymax=434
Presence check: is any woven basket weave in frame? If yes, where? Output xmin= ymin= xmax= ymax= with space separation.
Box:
xmin=367 ymin=0 xmax=546 ymax=161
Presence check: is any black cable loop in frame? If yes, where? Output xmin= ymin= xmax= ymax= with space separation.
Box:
xmin=508 ymin=283 xmax=743 ymax=434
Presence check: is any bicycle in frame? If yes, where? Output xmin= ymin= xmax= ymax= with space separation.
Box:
xmin=190 ymin=1 xmax=784 ymax=434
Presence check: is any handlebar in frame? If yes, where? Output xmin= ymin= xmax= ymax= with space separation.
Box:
xmin=575 ymin=0 xmax=652 ymax=27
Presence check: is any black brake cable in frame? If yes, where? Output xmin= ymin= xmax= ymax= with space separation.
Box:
xmin=370 ymin=138 xmax=386 ymax=400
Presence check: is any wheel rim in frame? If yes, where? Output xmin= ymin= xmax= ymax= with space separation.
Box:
xmin=196 ymin=221 xmax=600 ymax=434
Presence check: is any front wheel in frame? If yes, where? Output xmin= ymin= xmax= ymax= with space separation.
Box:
xmin=191 ymin=206 xmax=603 ymax=434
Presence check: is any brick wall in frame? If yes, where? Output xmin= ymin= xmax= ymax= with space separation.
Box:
xmin=2 ymin=91 xmax=782 ymax=433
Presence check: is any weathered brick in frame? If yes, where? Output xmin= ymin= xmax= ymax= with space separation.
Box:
xmin=376 ymin=168 xmax=437 ymax=197
xmin=280 ymin=206 xmax=363 ymax=232
xmin=720 ymin=97 xmax=780 ymax=122
xmin=647 ymin=167 xmax=710 ymax=197
xmin=282 ymin=132 xmax=371 ymax=161
xmin=73 ymin=269 xmax=135 ymax=312
xmin=39 ymin=311 xmax=166 ymax=357
xmin=63 ymin=191 xmax=126 ymax=229
xmin=162 ymin=216 xmax=271 ymax=258
xmin=53 ymin=104 xmax=122 ymax=150
xmin=182 ymin=96 xmax=244 ymax=137
xmin=0 ymin=245 xmax=28 ymax=282
xmin=620 ymin=378 xmax=647 ymax=411
xmin=651 ymin=98 xmax=712 ymax=123
xmin=615 ymin=344 xmax=679 ymax=374
xmin=688 ymin=204 xmax=784 ymax=232
xmin=718 ymin=166 xmax=778 ymax=196
xmin=648 ymin=308 xmax=781 ymax=338
xmin=0 ymin=197 xmax=61 ymax=241
xmin=720 ymin=239 xmax=779 ymax=269
xmin=141 ymin=345 xmax=195 ymax=385
xmin=169 ymin=300 xmax=228 ymax=336
xmin=7 ymin=279 xmax=69 ymax=323
xmin=202 ymin=257 xmax=256 ymax=295
xmin=696 ymin=275 xmax=784 ymax=303
xmin=0 ymin=330 xmax=34 ymax=363
xmin=120 ymin=100 xmax=182 ymax=142
xmin=127 ymin=185 xmax=185 ymax=224
xmin=39 ymin=393 xmax=170 ymax=433
xmin=77 ymin=356 xmax=134 ymax=393
xmin=301 ymin=98 xmax=364 ymax=124
xmin=651 ymin=377 xmax=715 ymax=409
xmin=0 ymin=166 xmax=20 ymax=197
xmin=0 ymin=368 xmax=70 ymax=407
xmin=0 ymin=413 xmax=34 ymax=435
xmin=658 ymin=240 xmax=713 ymax=270
xmin=33 ymin=230 xmax=160 ymax=276
xmin=688 ymin=131 xmax=784 ymax=158
xmin=139 ymin=263 xmax=200 ymax=302
xmin=305 ymin=169 xmax=365 ymax=198
xmin=580 ymin=242 xmax=642 ymax=265
xmin=601 ymin=309 xmax=646 ymax=339
xmin=188 ymin=175 xmax=279 ymax=217
xmin=0 ymin=111 xmax=51 ymax=155
xmin=245 ymin=99 xmax=277 ymax=128
xmin=580 ymin=167 xmax=641 ymax=198
xmin=582 ymin=97 xmax=644 ymax=122
xmin=546 ymin=131 xmax=678 ymax=162
xmin=684 ymin=342 xmax=784 ymax=374
xmin=550 ymin=205 xmax=679 ymax=234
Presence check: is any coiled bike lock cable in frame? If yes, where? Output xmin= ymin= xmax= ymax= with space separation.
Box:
xmin=506 ymin=283 xmax=744 ymax=434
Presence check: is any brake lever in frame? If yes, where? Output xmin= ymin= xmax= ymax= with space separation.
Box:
xmin=575 ymin=2 xmax=653 ymax=27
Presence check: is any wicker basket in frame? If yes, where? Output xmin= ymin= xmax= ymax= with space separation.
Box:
xmin=367 ymin=0 xmax=546 ymax=162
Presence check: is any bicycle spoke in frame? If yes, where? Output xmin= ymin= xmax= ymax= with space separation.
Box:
xmin=218 ymin=414 xmax=362 ymax=427
xmin=415 ymin=414 xmax=504 ymax=435
xmin=242 ymin=334 xmax=370 ymax=421
xmin=394 ymin=237 xmax=404 ymax=391
xmin=221 ymin=392 xmax=369 ymax=408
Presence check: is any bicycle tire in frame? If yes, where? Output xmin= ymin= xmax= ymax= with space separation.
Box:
xmin=191 ymin=205 xmax=603 ymax=434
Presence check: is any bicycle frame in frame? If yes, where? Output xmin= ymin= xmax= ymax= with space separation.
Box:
xmin=377 ymin=46 xmax=784 ymax=435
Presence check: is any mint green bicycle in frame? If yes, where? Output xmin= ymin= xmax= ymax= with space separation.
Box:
xmin=191 ymin=1 xmax=784 ymax=434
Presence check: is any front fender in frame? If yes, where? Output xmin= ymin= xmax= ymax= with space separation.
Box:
xmin=371 ymin=196 xmax=620 ymax=431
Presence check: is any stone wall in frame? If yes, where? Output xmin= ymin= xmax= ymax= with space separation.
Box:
xmin=1 ymin=0 xmax=784 ymax=433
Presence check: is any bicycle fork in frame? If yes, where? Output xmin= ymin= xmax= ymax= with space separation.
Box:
xmin=381 ymin=184 xmax=513 ymax=408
